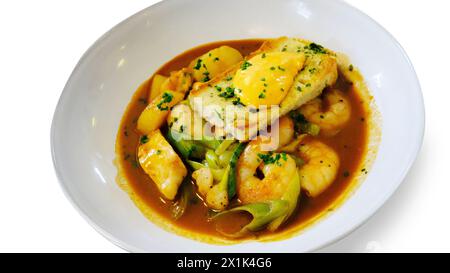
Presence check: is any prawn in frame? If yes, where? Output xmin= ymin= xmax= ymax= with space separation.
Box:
xmin=237 ymin=117 xmax=298 ymax=204
xmin=300 ymin=89 xmax=351 ymax=136
xmin=297 ymin=139 xmax=340 ymax=197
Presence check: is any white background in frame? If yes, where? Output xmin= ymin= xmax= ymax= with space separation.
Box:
xmin=0 ymin=0 xmax=447 ymax=252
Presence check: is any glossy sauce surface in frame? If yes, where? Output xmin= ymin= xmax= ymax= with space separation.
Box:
xmin=116 ymin=40 xmax=368 ymax=240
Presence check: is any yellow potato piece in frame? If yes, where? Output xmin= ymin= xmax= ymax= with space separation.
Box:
xmin=189 ymin=46 xmax=243 ymax=82
xmin=137 ymin=90 xmax=185 ymax=135
xmin=149 ymin=74 xmax=168 ymax=101
xmin=138 ymin=130 xmax=187 ymax=200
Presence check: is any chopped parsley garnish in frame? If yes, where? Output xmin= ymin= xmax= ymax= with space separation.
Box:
xmin=214 ymin=57 xmax=220 ymax=62
xmin=270 ymin=66 xmax=276 ymax=71
xmin=258 ymin=92 xmax=266 ymax=99
xmin=225 ymin=76 xmax=233 ymax=81
xmin=179 ymin=125 xmax=184 ymax=133
xmin=309 ymin=68 xmax=317 ymax=73
xmin=156 ymin=92 xmax=173 ymax=111
xmin=261 ymin=53 xmax=267 ymax=58
xmin=307 ymin=43 xmax=327 ymax=54
xmin=277 ymin=66 xmax=285 ymax=71
xmin=290 ymin=111 xmax=307 ymax=133
xmin=343 ymin=171 xmax=350 ymax=177
xmin=156 ymin=150 xmax=162 ymax=155
xmin=296 ymin=86 xmax=302 ymax=92
xmin=140 ymin=135 xmax=149 ymax=144
xmin=263 ymin=83 xmax=268 ymax=87
xmin=282 ymin=46 xmax=287 ymax=52
xmin=306 ymin=83 xmax=311 ymax=87
xmin=349 ymin=64 xmax=354 ymax=71
xmin=290 ymin=111 xmax=320 ymax=135
xmin=193 ymin=59 xmax=202 ymax=70
xmin=260 ymin=77 xmax=266 ymax=81
xmin=201 ymin=71 xmax=210 ymax=82
xmin=219 ymin=86 xmax=236 ymax=98
xmin=232 ymin=97 xmax=245 ymax=106
xmin=214 ymin=85 xmax=222 ymax=92
xmin=241 ymin=61 xmax=253 ymax=70
xmin=257 ymin=152 xmax=287 ymax=166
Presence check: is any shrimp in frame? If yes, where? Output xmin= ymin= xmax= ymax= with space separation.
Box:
xmin=297 ymin=139 xmax=340 ymax=197
xmin=237 ymin=116 xmax=297 ymax=204
xmin=299 ymin=88 xmax=351 ymax=136
xmin=192 ymin=166 xmax=230 ymax=211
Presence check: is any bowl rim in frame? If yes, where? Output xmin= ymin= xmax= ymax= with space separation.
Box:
xmin=50 ymin=0 xmax=425 ymax=252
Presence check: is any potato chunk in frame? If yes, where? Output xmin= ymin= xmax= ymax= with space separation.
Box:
xmin=137 ymin=90 xmax=185 ymax=135
xmin=138 ymin=130 xmax=187 ymax=200
xmin=149 ymin=74 xmax=168 ymax=101
xmin=189 ymin=46 xmax=243 ymax=82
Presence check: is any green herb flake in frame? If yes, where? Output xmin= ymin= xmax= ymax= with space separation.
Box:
xmin=307 ymin=43 xmax=327 ymax=54
xmin=232 ymin=97 xmax=245 ymax=106
xmin=258 ymin=152 xmax=284 ymax=166
xmin=156 ymin=92 xmax=173 ymax=111
xmin=241 ymin=61 xmax=253 ymax=70
xmin=349 ymin=64 xmax=354 ymax=71
xmin=202 ymin=74 xmax=211 ymax=82
xmin=140 ymin=135 xmax=149 ymax=144
xmin=261 ymin=53 xmax=267 ymax=58
xmin=219 ymin=86 xmax=236 ymax=99
xmin=193 ymin=59 xmax=202 ymax=70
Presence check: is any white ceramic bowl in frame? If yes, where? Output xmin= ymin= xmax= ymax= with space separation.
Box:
xmin=51 ymin=0 xmax=424 ymax=252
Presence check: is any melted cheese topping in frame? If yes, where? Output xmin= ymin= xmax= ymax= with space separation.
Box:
xmin=233 ymin=52 xmax=305 ymax=107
